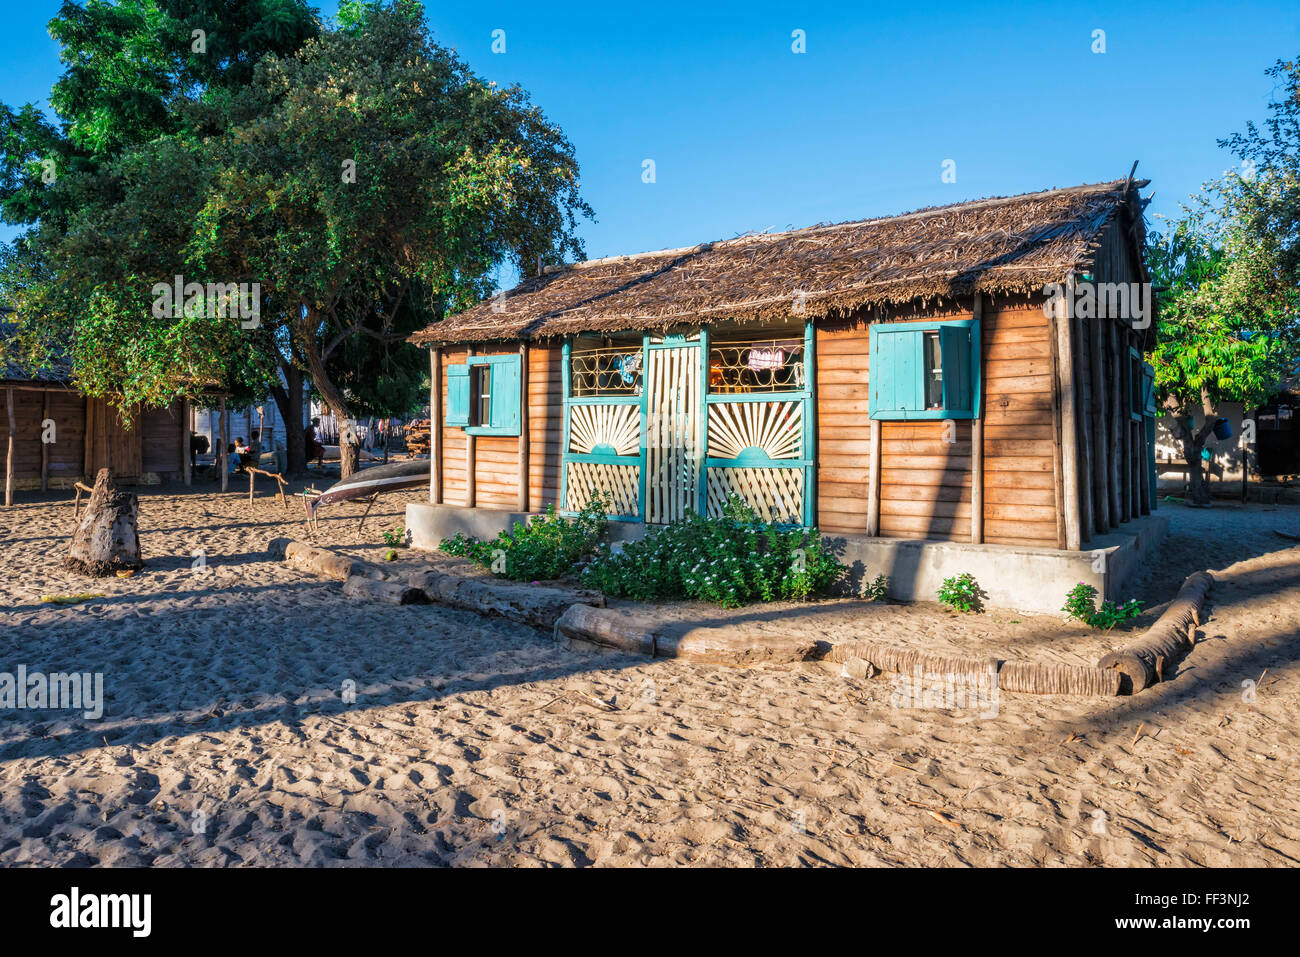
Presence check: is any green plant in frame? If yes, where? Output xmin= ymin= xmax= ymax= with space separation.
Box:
xmin=439 ymin=498 xmax=609 ymax=582
xmin=381 ymin=528 xmax=403 ymax=547
xmin=861 ymin=573 xmax=890 ymax=602
xmin=581 ymin=496 xmax=843 ymax=608
xmin=937 ymin=573 xmax=981 ymax=613
xmin=1062 ymin=582 xmax=1143 ymax=630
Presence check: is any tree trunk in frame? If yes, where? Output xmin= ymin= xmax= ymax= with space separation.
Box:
xmin=270 ymin=361 xmax=307 ymax=476
xmin=299 ymin=307 xmax=359 ymax=478
xmin=65 ymin=468 xmax=143 ymax=576
xmin=1185 ymin=441 xmax=1210 ymax=505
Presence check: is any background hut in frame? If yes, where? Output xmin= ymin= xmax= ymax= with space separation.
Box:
xmin=1 ymin=319 xmax=191 ymax=503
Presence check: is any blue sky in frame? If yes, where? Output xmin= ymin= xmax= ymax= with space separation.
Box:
xmin=2 ymin=0 xmax=1297 ymax=289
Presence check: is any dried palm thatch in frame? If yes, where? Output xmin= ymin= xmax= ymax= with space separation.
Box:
xmin=410 ymin=177 xmax=1149 ymax=346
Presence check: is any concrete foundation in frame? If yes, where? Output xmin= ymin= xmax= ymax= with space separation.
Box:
xmin=828 ymin=515 xmax=1167 ymax=614
xmin=405 ymin=502 xmax=1166 ymax=615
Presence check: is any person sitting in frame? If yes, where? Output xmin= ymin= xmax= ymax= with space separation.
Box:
xmin=305 ymin=418 xmax=326 ymax=467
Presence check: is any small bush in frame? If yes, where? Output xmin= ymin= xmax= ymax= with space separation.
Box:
xmin=439 ymin=498 xmax=608 ymax=582
xmin=937 ymin=572 xmax=981 ymax=612
xmin=861 ymin=573 xmax=890 ymax=602
xmin=1062 ymin=582 xmax=1142 ymax=630
xmin=381 ymin=528 xmax=403 ymax=547
xmin=581 ymin=496 xmax=843 ymax=608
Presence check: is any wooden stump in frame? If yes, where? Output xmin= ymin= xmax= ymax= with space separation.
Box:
xmin=65 ymin=468 xmax=143 ymax=577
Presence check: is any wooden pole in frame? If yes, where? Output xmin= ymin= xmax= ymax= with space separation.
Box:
xmin=1047 ymin=302 xmax=1067 ymax=550
xmin=40 ymin=390 xmax=50 ymax=492
xmin=1073 ymin=308 xmax=1094 ymax=543
xmin=1107 ymin=322 xmax=1123 ymax=523
xmin=1089 ymin=314 xmax=1109 ymax=533
xmin=219 ymin=396 xmax=229 ymax=493
xmin=518 ymin=342 xmax=530 ymax=513
xmin=5 ymin=387 xmax=15 ymax=507
xmin=181 ymin=398 xmax=192 ymax=486
xmin=970 ymin=292 xmax=984 ymax=544
xmin=866 ymin=418 xmax=882 ymax=536
xmin=1054 ymin=280 xmax=1082 ymax=550
xmin=465 ymin=347 xmax=476 ymax=508
xmin=430 ymin=347 xmax=443 ymax=504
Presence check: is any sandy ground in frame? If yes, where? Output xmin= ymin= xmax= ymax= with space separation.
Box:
xmin=0 ymin=477 xmax=1297 ymax=867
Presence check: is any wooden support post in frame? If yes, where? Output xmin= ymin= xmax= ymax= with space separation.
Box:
xmin=465 ymin=347 xmax=476 ymax=508
xmin=866 ymin=418 xmax=882 ymax=536
xmin=1089 ymin=315 xmax=1109 ymax=533
xmin=518 ymin=342 xmax=530 ymax=512
xmin=1053 ymin=283 xmax=1082 ymax=551
xmin=219 ymin=396 xmax=229 ymax=493
xmin=4 ymin=387 xmax=15 ymax=507
xmin=1119 ymin=339 xmax=1132 ymax=521
xmin=1107 ymin=322 xmax=1123 ymax=523
xmin=40 ymin=390 xmax=50 ymax=493
xmin=181 ymin=398 xmax=192 ymax=487
xmin=970 ymin=292 xmax=984 ymax=544
xmin=1074 ymin=309 xmax=1094 ymax=543
xmin=430 ymin=347 xmax=442 ymax=504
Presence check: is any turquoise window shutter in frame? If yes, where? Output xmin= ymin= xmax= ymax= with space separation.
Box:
xmin=488 ymin=355 xmax=522 ymax=434
xmin=939 ymin=324 xmax=972 ymax=414
xmin=446 ymin=364 xmax=470 ymax=426
xmin=870 ymin=327 xmax=924 ymax=416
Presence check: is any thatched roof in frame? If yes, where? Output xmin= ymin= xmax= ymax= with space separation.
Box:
xmin=0 ymin=317 xmax=72 ymax=385
xmin=410 ymin=177 xmax=1149 ymax=346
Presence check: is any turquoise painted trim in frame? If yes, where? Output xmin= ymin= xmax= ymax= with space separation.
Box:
xmin=869 ymin=318 xmax=981 ymax=421
xmin=463 ymin=353 xmax=522 ymax=436
xmin=705 ymin=458 xmax=811 ymax=469
xmin=705 ymin=390 xmax=808 ymax=404
xmin=697 ymin=326 xmax=710 ymax=516
xmin=560 ymin=338 xmax=571 ymax=510
xmin=802 ymin=319 xmax=816 ymax=528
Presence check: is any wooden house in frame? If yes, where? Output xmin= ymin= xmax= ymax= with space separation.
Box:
xmin=1 ymin=324 xmax=191 ymax=501
xmin=407 ymin=178 xmax=1156 ymax=554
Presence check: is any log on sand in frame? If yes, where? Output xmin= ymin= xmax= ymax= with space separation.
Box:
xmin=555 ymin=603 xmax=655 ymax=655
xmin=822 ymin=639 xmax=1121 ymax=697
xmin=409 ymin=569 xmax=604 ymax=630
xmin=554 ymin=604 xmax=819 ymax=665
xmin=342 ymin=574 xmax=427 ymax=606
xmin=65 ymin=468 xmax=144 ymax=577
xmin=268 ymin=538 xmax=390 ymax=583
xmin=1097 ymin=571 xmax=1214 ymax=694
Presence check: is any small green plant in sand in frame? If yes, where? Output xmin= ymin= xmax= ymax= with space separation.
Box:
xmin=381 ymin=527 xmax=403 ymax=547
xmin=581 ymin=496 xmax=842 ymax=608
xmin=1062 ymin=582 xmax=1143 ymax=630
xmin=40 ymin=593 xmax=107 ymax=605
xmin=937 ymin=573 xmax=981 ymax=612
xmin=860 ymin=573 xmax=890 ymax=602
xmin=440 ymin=498 xmax=609 ymax=582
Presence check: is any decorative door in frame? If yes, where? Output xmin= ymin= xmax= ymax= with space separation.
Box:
xmin=645 ymin=342 xmax=700 ymax=523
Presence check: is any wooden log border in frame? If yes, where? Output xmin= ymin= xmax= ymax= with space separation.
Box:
xmin=1097 ymin=570 xmax=1214 ymax=694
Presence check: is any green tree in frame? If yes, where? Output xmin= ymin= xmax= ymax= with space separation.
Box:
xmin=188 ymin=0 xmax=591 ymax=475
xmin=1147 ymin=57 xmax=1300 ymax=504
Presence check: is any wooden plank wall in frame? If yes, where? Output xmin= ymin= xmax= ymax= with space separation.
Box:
xmin=1076 ymin=213 xmax=1150 ymax=543
xmin=814 ymin=297 xmax=1060 ymax=546
xmin=527 ymin=344 xmax=563 ymax=508
xmin=141 ymin=402 xmax=184 ymax=474
xmin=45 ymin=391 xmax=85 ymax=481
xmin=0 ymin=389 xmax=46 ymax=481
xmin=434 ymin=344 xmax=564 ymax=510
xmin=814 ymin=323 xmax=871 ymax=532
